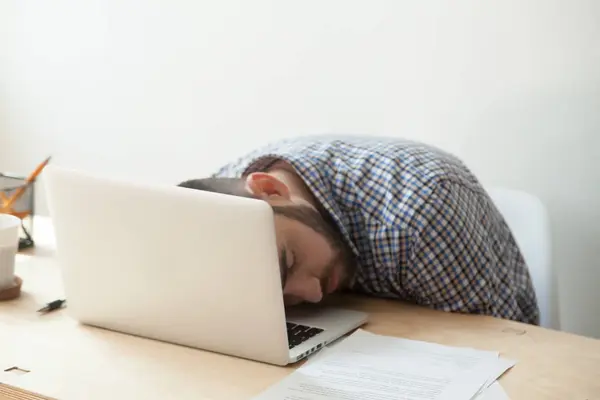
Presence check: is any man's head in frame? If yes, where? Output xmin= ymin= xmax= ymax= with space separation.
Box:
xmin=178 ymin=171 xmax=355 ymax=306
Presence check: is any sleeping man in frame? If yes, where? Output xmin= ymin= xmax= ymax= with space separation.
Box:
xmin=178 ymin=135 xmax=539 ymax=325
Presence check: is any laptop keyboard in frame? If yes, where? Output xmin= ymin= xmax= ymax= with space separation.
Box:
xmin=287 ymin=322 xmax=324 ymax=349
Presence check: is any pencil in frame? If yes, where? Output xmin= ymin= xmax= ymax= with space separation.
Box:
xmin=2 ymin=156 xmax=52 ymax=209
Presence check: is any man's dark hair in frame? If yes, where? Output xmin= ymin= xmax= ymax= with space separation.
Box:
xmin=177 ymin=177 xmax=342 ymax=246
xmin=178 ymin=177 xmax=252 ymax=198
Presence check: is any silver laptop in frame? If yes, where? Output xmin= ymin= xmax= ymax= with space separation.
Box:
xmin=44 ymin=165 xmax=368 ymax=366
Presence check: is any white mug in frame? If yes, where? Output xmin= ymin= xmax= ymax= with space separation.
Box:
xmin=0 ymin=214 xmax=20 ymax=290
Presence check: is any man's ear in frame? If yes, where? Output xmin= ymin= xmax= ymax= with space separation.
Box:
xmin=245 ymin=173 xmax=291 ymax=200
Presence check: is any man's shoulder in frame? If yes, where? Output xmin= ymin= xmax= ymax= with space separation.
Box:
xmin=212 ymin=134 xmax=471 ymax=179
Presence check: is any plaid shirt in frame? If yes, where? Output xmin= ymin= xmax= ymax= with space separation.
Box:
xmin=212 ymin=135 xmax=540 ymax=324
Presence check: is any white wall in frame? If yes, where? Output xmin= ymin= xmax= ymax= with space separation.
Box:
xmin=1 ymin=0 xmax=599 ymax=337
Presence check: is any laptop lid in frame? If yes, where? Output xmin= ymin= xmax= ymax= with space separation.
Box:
xmin=44 ymin=165 xmax=291 ymax=365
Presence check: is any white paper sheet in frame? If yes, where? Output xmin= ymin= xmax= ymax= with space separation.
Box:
xmin=473 ymin=357 xmax=516 ymax=397
xmin=473 ymin=382 xmax=510 ymax=400
xmin=254 ymin=330 xmax=516 ymax=400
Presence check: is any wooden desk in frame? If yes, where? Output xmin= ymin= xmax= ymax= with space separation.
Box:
xmin=1 ymin=218 xmax=599 ymax=400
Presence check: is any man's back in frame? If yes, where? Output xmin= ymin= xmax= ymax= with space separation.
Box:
xmin=211 ymin=135 xmax=540 ymax=324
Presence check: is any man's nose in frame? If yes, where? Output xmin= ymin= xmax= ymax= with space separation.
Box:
xmin=283 ymin=276 xmax=323 ymax=303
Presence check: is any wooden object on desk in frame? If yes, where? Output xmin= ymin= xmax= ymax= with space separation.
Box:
xmin=0 ymin=276 xmax=22 ymax=301
xmin=1 ymin=217 xmax=600 ymax=400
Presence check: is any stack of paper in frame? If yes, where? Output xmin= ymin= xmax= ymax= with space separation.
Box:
xmin=254 ymin=329 xmax=515 ymax=400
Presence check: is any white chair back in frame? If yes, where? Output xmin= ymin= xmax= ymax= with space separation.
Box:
xmin=487 ymin=188 xmax=555 ymax=328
